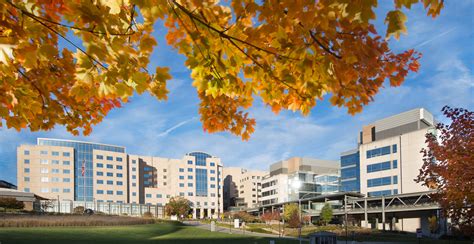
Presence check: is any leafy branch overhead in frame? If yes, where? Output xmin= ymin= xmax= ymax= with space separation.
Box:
xmin=0 ymin=0 xmax=443 ymax=139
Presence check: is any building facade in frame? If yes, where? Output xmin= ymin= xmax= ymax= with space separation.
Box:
xmin=222 ymin=167 xmax=267 ymax=210
xmin=260 ymin=157 xmax=340 ymax=205
xmin=17 ymin=138 xmax=223 ymax=218
xmin=340 ymin=149 xmax=360 ymax=192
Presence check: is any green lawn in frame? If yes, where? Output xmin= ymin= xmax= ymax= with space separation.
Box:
xmin=0 ymin=222 xmax=297 ymax=244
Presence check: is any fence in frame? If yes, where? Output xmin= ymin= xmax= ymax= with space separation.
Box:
xmin=37 ymin=200 xmax=164 ymax=218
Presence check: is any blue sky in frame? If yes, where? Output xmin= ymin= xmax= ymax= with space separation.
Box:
xmin=1 ymin=1 xmax=473 ymax=184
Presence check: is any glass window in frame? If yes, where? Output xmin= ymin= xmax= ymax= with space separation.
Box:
xmin=24 ymin=150 xmax=30 ymax=155
xmin=366 ymin=146 xmax=391 ymax=159
xmin=117 ymin=173 xmax=123 ymax=178
xmin=63 ymin=188 xmax=71 ymax=193
xmin=367 ymin=176 xmax=392 ymax=187
xmin=51 ymin=177 xmax=60 ymax=182
xmin=40 ymin=168 xmax=48 ymax=173
xmin=117 ymin=181 xmax=123 ymax=185
xmin=106 ymin=156 xmax=113 ymax=161
xmin=188 ymin=175 xmax=193 ymax=180
xmin=24 ymin=188 xmax=30 ymax=192
xmin=196 ymin=168 xmax=208 ymax=196
xmin=179 ymin=176 xmax=184 ymax=180
xmin=96 ymin=155 xmax=103 ymax=160
xmin=107 ymin=190 xmax=113 ymax=195
xmin=40 ymin=159 xmax=49 ymax=164
xmin=106 ymin=172 xmax=112 ymax=177
xmin=132 ymin=160 xmax=136 ymax=164
xmin=52 ymin=169 xmax=60 ymax=173
xmin=179 ymin=192 xmax=185 ymax=196
xmin=156 ymin=194 xmax=162 ymax=198
xmin=132 ymin=167 xmax=137 ymax=172
xmin=63 ymin=160 xmax=70 ymax=165
xmin=188 ymin=192 xmax=193 ymax=196
xmin=179 ymin=183 xmax=184 ymax=187
xmin=116 ymin=165 xmax=123 ymax=170
xmin=179 ymin=168 xmax=184 ymax=172
xmin=393 ymin=176 xmax=398 ymax=184
xmin=24 ymin=159 xmax=30 ymax=164
xmin=97 ymin=163 xmax=103 ymax=168
xmin=210 ymin=177 xmax=215 ymax=181
xmin=210 ymin=170 xmax=215 ymax=174
xmin=63 ymin=152 xmax=70 ymax=157
xmin=52 ymin=188 xmax=60 ymax=193
xmin=368 ymin=190 xmax=392 ymax=197
xmin=97 ymin=180 xmax=104 ymax=184
xmin=97 ymin=190 xmax=104 ymax=194
xmin=132 ymin=175 xmax=136 ymax=179
xmin=40 ymin=150 xmax=48 ymax=155
xmin=41 ymin=177 xmax=49 ymax=182
xmin=393 ymin=189 xmax=398 ymax=194
xmin=392 ymin=144 xmax=398 ymax=153
xmin=188 ymin=183 xmax=193 ymax=187
xmin=106 ymin=164 xmax=113 ymax=169
xmin=63 ymin=169 xmax=70 ymax=174
xmin=41 ymin=188 xmax=49 ymax=193
xmin=132 ymin=183 xmax=136 ymax=187
xmin=116 ymin=157 xmax=122 ymax=162
xmin=132 ymin=192 xmax=137 ymax=196
xmin=367 ymin=161 xmax=392 ymax=173
xmin=63 ymin=178 xmax=70 ymax=183
xmin=24 ymin=177 xmax=30 ymax=182
xmin=52 ymin=151 xmax=59 ymax=156
xmin=146 ymin=194 xmax=152 ymax=198
xmin=52 ymin=160 xmax=59 ymax=165
xmin=187 ymin=160 xmax=193 ymax=165
xmin=97 ymin=171 xmax=103 ymax=176
xmin=187 ymin=168 xmax=193 ymax=172
xmin=117 ymin=191 xmax=123 ymax=195
xmin=210 ymin=184 xmax=216 ymax=188
xmin=107 ymin=180 xmax=113 ymax=185
xmin=210 ymin=162 xmax=215 ymax=167
xmin=393 ymin=160 xmax=398 ymax=169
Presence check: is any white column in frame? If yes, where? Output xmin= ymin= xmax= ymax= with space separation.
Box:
xmin=193 ymin=208 xmax=197 ymax=219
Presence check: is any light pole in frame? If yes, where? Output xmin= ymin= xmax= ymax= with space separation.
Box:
xmin=298 ymin=192 xmax=314 ymax=244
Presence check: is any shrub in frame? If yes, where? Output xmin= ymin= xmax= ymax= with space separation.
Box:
xmin=73 ymin=206 xmax=85 ymax=214
xmin=261 ymin=211 xmax=280 ymax=224
xmin=287 ymin=210 xmax=300 ymax=228
xmin=0 ymin=198 xmax=25 ymax=210
xmin=143 ymin=211 xmax=153 ymax=218
xmin=233 ymin=211 xmax=257 ymax=223
xmin=0 ymin=214 xmax=155 ymax=227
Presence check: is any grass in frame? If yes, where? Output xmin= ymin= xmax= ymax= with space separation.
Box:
xmin=0 ymin=222 xmax=298 ymax=244
xmin=0 ymin=214 xmax=154 ymax=227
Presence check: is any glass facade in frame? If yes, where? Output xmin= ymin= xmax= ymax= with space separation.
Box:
xmin=195 ymin=168 xmax=208 ymax=196
xmin=38 ymin=138 xmax=125 ymax=201
xmin=188 ymin=152 xmax=211 ymax=166
xmin=340 ymin=151 xmax=360 ymax=192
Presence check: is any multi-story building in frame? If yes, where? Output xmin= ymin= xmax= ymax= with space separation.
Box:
xmin=222 ymin=167 xmax=267 ymax=210
xmin=17 ymin=138 xmax=223 ymax=218
xmin=260 ymin=157 xmax=340 ymax=205
xmin=339 ymin=108 xmax=435 ymax=197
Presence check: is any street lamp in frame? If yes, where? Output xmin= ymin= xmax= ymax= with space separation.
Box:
xmin=290 ymin=178 xmax=315 ymax=244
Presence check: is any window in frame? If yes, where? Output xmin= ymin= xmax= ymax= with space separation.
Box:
xmin=393 ymin=160 xmax=398 ymax=169
xmin=210 ymin=177 xmax=215 ymax=181
xmin=63 ymin=178 xmax=70 ymax=183
xmin=210 ymin=184 xmax=216 ymax=188
xmin=41 ymin=188 xmax=49 ymax=193
xmin=368 ymin=190 xmax=392 ymax=197
xmin=41 ymin=177 xmax=49 ymax=182
xmin=40 ymin=159 xmax=49 ymax=165
xmin=132 ymin=175 xmax=136 ymax=179
xmin=96 ymin=155 xmax=104 ymax=160
xmin=116 ymin=157 xmax=123 ymax=162
xmin=106 ymin=156 xmax=113 ymax=161
xmin=97 ymin=171 xmax=103 ymax=176
xmin=156 ymin=194 xmax=162 ymax=198
xmin=117 ymin=173 xmax=123 ymax=178
xmin=24 ymin=188 xmax=30 ymax=192
xmin=393 ymin=189 xmax=398 ymax=194
xmin=52 ymin=151 xmax=59 ymax=156
xmin=40 ymin=168 xmax=48 ymax=174
xmin=132 ymin=160 xmax=136 ymax=164
xmin=107 ymin=190 xmax=113 ymax=195
xmin=52 ymin=188 xmax=60 ymax=193
xmin=40 ymin=150 xmax=48 ymax=155
xmin=367 ymin=176 xmax=392 ymax=187
xmin=179 ymin=168 xmax=184 ymax=172
xmin=63 ymin=188 xmax=71 ymax=193
xmin=24 ymin=159 xmax=30 ymax=164
xmin=106 ymin=164 xmax=113 ymax=169
xmin=132 ymin=192 xmax=137 ymax=196
xmin=107 ymin=180 xmax=113 ymax=185
xmin=63 ymin=160 xmax=70 ymax=165
xmin=188 ymin=175 xmax=193 ymax=180
xmin=24 ymin=177 xmax=30 ymax=182
xmin=366 ymin=146 xmax=391 ymax=159
xmin=51 ymin=169 xmax=60 ymax=173
xmin=210 ymin=170 xmax=215 ymax=174
xmin=163 ymin=169 xmax=167 ymax=173
xmin=132 ymin=167 xmax=136 ymax=172
xmin=117 ymin=191 xmax=123 ymax=195
xmin=392 ymin=144 xmax=398 ymax=153
xmin=179 ymin=183 xmax=185 ymax=187
xmin=97 ymin=180 xmax=104 ymax=184
xmin=63 ymin=169 xmax=70 ymax=174
xmin=24 ymin=150 xmax=30 ymax=155
xmin=188 ymin=192 xmax=193 ymax=196
xmin=179 ymin=192 xmax=185 ymax=196
xmin=97 ymin=190 xmax=104 ymax=194
xmin=146 ymin=194 xmax=152 ymax=198
xmin=196 ymin=168 xmax=208 ymax=197
xmin=132 ymin=183 xmax=136 ymax=187
xmin=187 ymin=168 xmax=193 ymax=172
xmin=211 ymin=193 xmax=216 ymax=197
xmin=393 ymin=176 xmax=398 ymax=184
xmin=51 ymin=177 xmax=60 ymax=182
xmin=63 ymin=152 xmax=70 ymax=157
xmin=187 ymin=160 xmax=193 ymax=165
xmin=210 ymin=162 xmax=215 ymax=167
xmin=116 ymin=165 xmax=123 ymax=170
xmin=188 ymin=183 xmax=193 ymax=187
xmin=367 ymin=161 xmax=391 ymax=173
xmin=117 ymin=181 xmax=123 ymax=186
xmin=52 ymin=160 xmax=59 ymax=165
xmin=179 ymin=176 xmax=184 ymax=180
xmin=97 ymin=163 xmax=103 ymax=168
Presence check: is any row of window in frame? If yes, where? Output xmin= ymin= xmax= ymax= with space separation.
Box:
xmin=25 ymin=188 xmax=71 ymax=193
xmin=367 ymin=160 xmax=398 ymax=173
xmin=96 ymin=155 xmax=122 ymax=161
xmin=96 ymin=172 xmax=123 ymax=177
xmin=96 ymin=163 xmax=123 ymax=170
xmin=96 ymin=190 xmax=124 ymax=195
xmin=24 ymin=168 xmax=71 ymax=174
xmin=144 ymin=193 xmax=217 ymax=199
xmin=96 ymin=180 xmax=123 ymax=185
xmin=366 ymin=144 xmax=397 ymax=159
xmin=24 ymin=159 xmax=71 ymax=165
xmin=367 ymin=176 xmax=398 ymax=188
xmin=178 ymin=168 xmax=217 ymax=174
xmin=24 ymin=150 xmax=71 ymax=157
xmin=367 ymin=189 xmax=398 ymax=197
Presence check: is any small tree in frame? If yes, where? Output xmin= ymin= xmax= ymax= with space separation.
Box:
xmin=428 ymin=215 xmax=438 ymax=234
xmin=165 ymin=196 xmax=191 ymax=219
xmin=233 ymin=211 xmax=257 ymax=223
xmin=283 ymin=203 xmax=299 ymax=222
xmin=287 ymin=211 xmax=300 ymax=228
xmin=73 ymin=206 xmax=85 ymax=214
xmin=261 ymin=211 xmax=280 ymax=224
xmin=0 ymin=197 xmax=24 ymax=210
xmin=320 ymin=203 xmax=333 ymax=225
xmin=41 ymin=200 xmax=54 ymax=212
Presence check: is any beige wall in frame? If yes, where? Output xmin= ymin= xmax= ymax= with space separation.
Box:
xmin=92 ymin=149 xmax=128 ymax=203
xmin=17 ymin=145 xmax=74 ymax=200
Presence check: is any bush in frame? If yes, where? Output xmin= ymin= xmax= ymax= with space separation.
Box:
xmin=0 ymin=214 xmax=155 ymax=227
xmin=233 ymin=211 xmax=258 ymax=223
xmin=143 ymin=211 xmax=153 ymax=218
xmin=287 ymin=211 xmax=300 ymax=228
xmin=283 ymin=203 xmax=299 ymax=222
xmin=73 ymin=206 xmax=85 ymax=214
xmin=0 ymin=198 xmax=25 ymax=210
